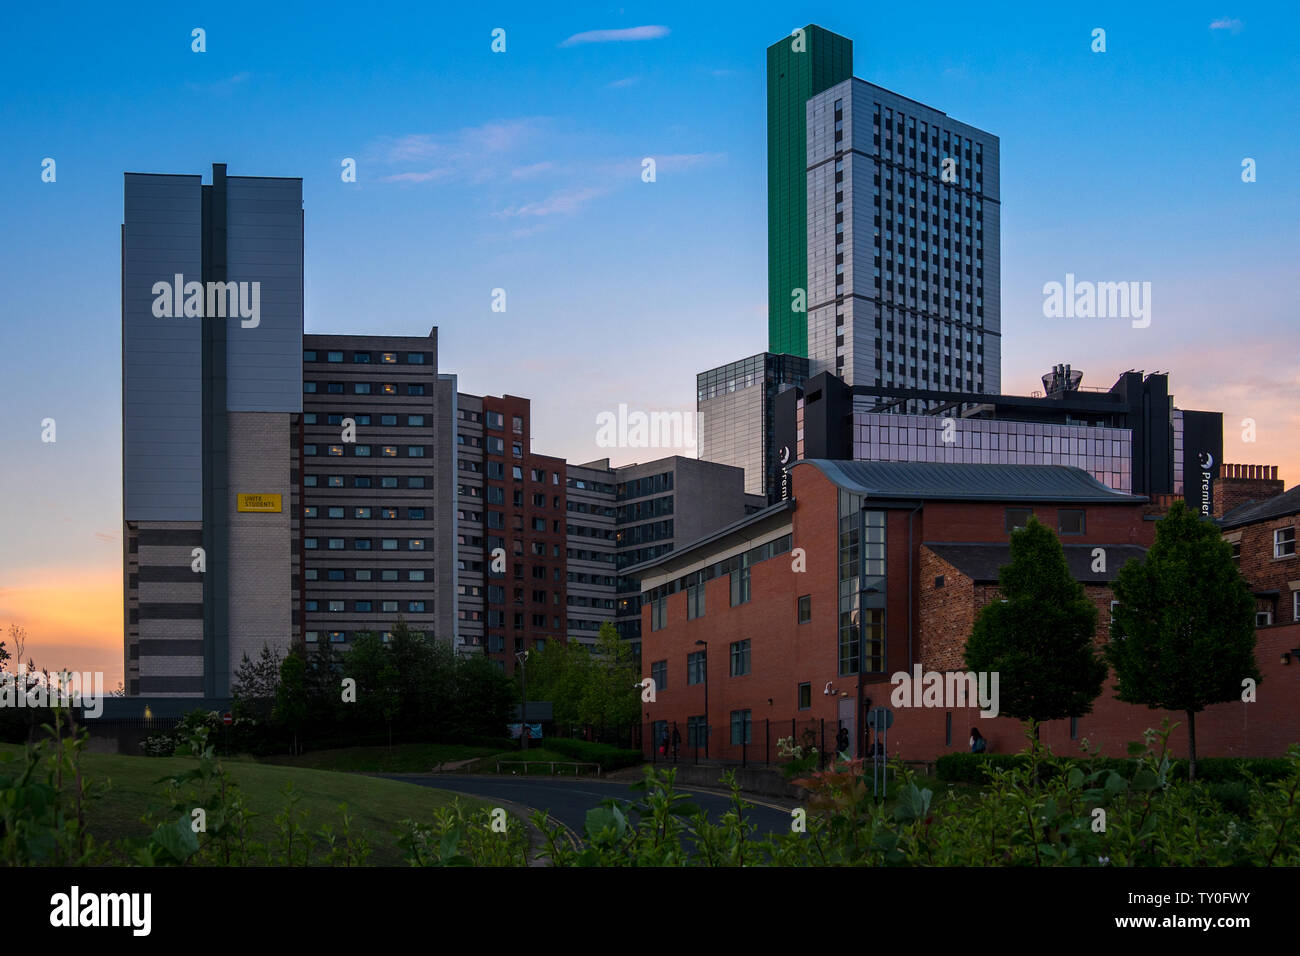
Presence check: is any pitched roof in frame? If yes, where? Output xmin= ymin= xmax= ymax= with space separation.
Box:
xmin=1218 ymin=485 xmax=1300 ymax=529
xmin=795 ymin=459 xmax=1147 ymax=504
xmin=924 ymin=542 xmax=1148 ymax=584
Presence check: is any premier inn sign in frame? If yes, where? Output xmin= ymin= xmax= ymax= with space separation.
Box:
xmin=236 ymin=493 xmax=282 ymax=513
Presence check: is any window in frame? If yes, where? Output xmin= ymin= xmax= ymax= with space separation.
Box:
xmin=407 ymin=415 xmax=425 ymax=426
xmin=687 ymin=715 xmax=708 ymax=749
xmin=303 ymin=506 xmax=318 ymax=518
xmin=304 ymin=381 xmax=318 ymax=393
xmin=409 ymin=508 xmax=425 ymax=520
xmin=1006 ymin=508 xmax=1033 ymax=531
xmin=1257 ymin=610 xmax=1273 ymax=627
xmin=1275 ymin=528 xmax=1296 ymax=558
xmin=354 ymin=539 xmax=371 ymax=550
xmin=687 ymin=650 xmax=706 ymax=685
xmin=485 ymin=411 xmax=504 ymax=429
xmin=353 ymin=351 xmax=371 ymax=363
xmin=486 ymin=437 xmax=504 ymax=455
xmin=686 ymin=580 xmax=705 ymax=619
xmin=730 ymin=710 xmax=752 ymax=746
xmin=381 ymin=477 xmax=398 ymax=488
xmin=382 ymin=446 xmax=397 ymax=457
xmin=327 ymin=351 xmax=343 ymax=363
xmin=353 ymin=569 xmax=370 ymax=581
xmin=381 ymin=383 xmax=396 ymax=395
xmin=798 ymin=594 xmax=811 ymax=624
xmin=798 ymin=682 xmax=812 ymax=710
xmin=408 ymin=539 xmax=425 ymax=550
xmin=730 ymin=567 xmax=751 ymax=606
xmin=1294 ymin=590 xmax=1300 ymax=622
xmin=328 ymin=632 xmax=346 ymax=644
xmin=409 ymin=570 xmax=425 ymax=582
xmin=407 ymin=384 xmax=425 ymax=396
xmin=354 ymin=445 xmax=371 ymax=457
xmin=381 ymin=601 xmax=398 ymax=613
xmin=303 ymin=413 xmax=317 ymax=424
xmin=381 ymin=352 xmax=397 ymax=364
xmin=327 ymin=538 xmax=344 ymax=550
xmin=303 ymin=475 xmax=318 ymax=487
xmin=305 ymin=631 xmax=319 ymax=643
xmin=650 ymin=595 xmax=667 ymax=631
xmin=1230 ymin=539 xmax=1242 ymax=561
xmin=380 ymin=414 xmax=397 ymax=426
xmin=382 ymin=539 xmax=398 ymax=550
xmin=328 ymin=506 xmax=344 ymax=519
xmin=352 ymin=382 xmax=368 ymax=394
xmin=409 ymin=601 xmax=426 ymax=613
xmin=355 ymin=507 xmax=371 ymax=519
xmin=304 ymin=444 xmax=318 ymax=456
xmin=328 ymin=600 xmax=345 ymax=612
xmin=303 ymin=350 xmax=317 ymax=362
xmin=651 ymin=659 xmax=667 ymax=692
xmin=1058 ymin=510 xmax=1086 ymax=535
xmin=729 ymin=640 xmax=751 ymax=677
xmin=328 ymin=445 xmax=344 ymax=457
xmin=406 ymin=352 xmax=425 ymax=364
xmin=381 ymin=570 xmax=398 ymax=582
xmin=408 ymin=477 xmax=425 ymax=489
xmin=353 ymin=476 xmax=370 ymax=488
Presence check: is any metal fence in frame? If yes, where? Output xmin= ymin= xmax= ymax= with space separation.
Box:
xmin=642 ymin=717 xmax=872 ymax=770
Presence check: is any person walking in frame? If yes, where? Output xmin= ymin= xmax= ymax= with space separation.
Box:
xmin=659 ymin=727 xmax=670 ymax=757
xmin=671 ymin=725 xmax=682 ymax=759
xmin=835 ymin=725 xmax=850 ymax=760
xmin=970 ymin=727 xmax=987 ymax=754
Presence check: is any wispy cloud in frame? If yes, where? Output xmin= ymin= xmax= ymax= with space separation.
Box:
xmin=560 ymin=25 xmax=669 ymax=47
xmin=368 ymin=119 xmax=548 ymax=185
xmin=184 ymin=71 xmax=251 ymax=94
xmin=607 ymin=76 xmax=640 ymax=88
xmin=497 ymin=186 xmax=611 ymax=218
xmin=1209 ymin=17 xmax=1243 ymax=32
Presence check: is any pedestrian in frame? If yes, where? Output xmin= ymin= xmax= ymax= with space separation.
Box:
xmin=671 ymin=726 xmax=682 ymax=758
xmin=970 ymin=727 xmax=987 ymax=754
xmin=835 ymin=725 xmax=850 ymax=760
xmin=659 ymin=727 xmax=669 ymax=757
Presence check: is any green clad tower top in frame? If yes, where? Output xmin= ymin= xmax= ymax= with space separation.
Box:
xmin=767 ymin=25 xmax=852 ymax=357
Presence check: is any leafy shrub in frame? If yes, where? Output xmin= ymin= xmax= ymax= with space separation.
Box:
xmin=936 ymin=752 xmax=1292 ymax=786
xmin=539 ymin=737 xmax=641 ymax=771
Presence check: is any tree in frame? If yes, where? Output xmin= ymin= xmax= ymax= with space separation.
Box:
xmin=231 ymin=643 xmax=283 ymax=719
xmin=964 ymin=516 xmax=1107 ymax=736
xmin=274 ymin=649 xmax=310 ymax=755
xmin=453 ymin=653 xmax=517 ymax=738
xmin=1105 ymin=500 xmax=1260 ymax=780
xmin=346 ymin=633 xmax=401 ymax=749
xmin=579 ymin=623 xmax=641 ymax=738
xmin=524 ymin=640 xmax=589 ymax=732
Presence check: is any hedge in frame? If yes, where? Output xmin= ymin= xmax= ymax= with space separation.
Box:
xmin=936 ymin=752 xmax=1293 ymax=785
xmin=539 ymin=737 xmax=643 ymax=771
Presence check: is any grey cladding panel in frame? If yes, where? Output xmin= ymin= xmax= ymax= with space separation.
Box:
xmin=123 ymin=174 xmax=203 ymax=521
xmin=225 ymin=177 xmax=303 ymax=413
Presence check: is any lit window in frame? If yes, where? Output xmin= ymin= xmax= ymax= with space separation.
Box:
xmin=381 ymin=352 xmax=397 ymax=364
xmin=382 ymin=384 xmax=397 ymax=395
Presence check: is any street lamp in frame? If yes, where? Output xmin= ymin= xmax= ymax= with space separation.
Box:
xmin=516 ymin=649 xmax=530 ymax=751
xmin=695 ymin=639 xmax=708 ymax=759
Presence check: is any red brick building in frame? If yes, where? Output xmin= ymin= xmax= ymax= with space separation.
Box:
xmin=636 ymin=459 xmax=1300 ymax=762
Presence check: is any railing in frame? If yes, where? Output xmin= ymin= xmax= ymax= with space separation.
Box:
xmin=494 ymin=761 xmax=601 ymax=777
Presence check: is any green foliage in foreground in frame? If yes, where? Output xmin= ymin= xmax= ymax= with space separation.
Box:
xmin=535 ymin=722 xmax=1300 ymax=866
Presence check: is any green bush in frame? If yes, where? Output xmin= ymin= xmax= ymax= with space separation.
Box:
xmin=936 ymin=752 xmax=1293 ymax=786
xmin=539 ymin=737 xmax=642 ymax=771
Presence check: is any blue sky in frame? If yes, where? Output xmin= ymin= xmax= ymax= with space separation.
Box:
xmin=0 ymin=1 xmax=1296 ymax=675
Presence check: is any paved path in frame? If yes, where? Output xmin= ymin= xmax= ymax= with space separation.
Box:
xmin=382 ymin=774 xmax=795 ymax=839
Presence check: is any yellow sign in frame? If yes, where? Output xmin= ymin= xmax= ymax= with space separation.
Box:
xmin=237 ymin=494 xmax=282 ymax=513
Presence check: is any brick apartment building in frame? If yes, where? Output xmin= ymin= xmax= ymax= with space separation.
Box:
xmin=636 ymin=459 xmax=1300 ymax=762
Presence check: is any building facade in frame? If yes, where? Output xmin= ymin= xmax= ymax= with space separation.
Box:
xmin=697 ymin=352 xmax=808 ymax=499
xmin=637 ymin=459 xmax=1299 ymax=761
xmin=123 ymin=164 xmax=303 ymax=698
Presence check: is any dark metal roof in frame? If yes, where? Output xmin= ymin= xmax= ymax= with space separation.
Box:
xmin=796 ymin=459 xmax=1147 ymax=504
xmin=96 ymin=697 xmax=233 ymax=720
xmin=621 ymin=499 xmax=795 ymax=577
xmin=1218 ymin=485 xmax=1300 ymax=529
xmin=925 ymin=542 xmax=1148 ymax=584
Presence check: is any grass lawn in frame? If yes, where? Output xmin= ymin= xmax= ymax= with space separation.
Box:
xmin=259 ymin=741 xmax=500 ymax=773
xmin=0 ymin=743 xmax=488 ymax=866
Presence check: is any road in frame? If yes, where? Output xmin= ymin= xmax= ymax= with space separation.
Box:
xmin=384 ymin=773 xmax=795 ymax=840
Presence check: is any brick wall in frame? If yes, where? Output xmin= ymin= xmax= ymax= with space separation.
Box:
xmin=1214 ymin=464 xmax=1284 ymax=519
